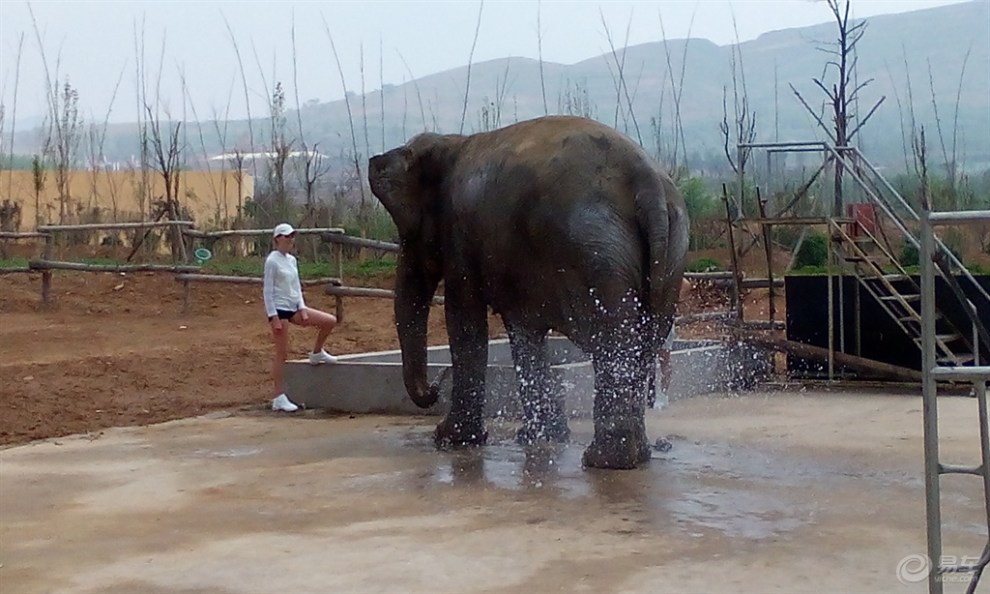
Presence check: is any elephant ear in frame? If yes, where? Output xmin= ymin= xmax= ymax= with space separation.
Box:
xmin=370 ymin=133 xmax=460 ymax=238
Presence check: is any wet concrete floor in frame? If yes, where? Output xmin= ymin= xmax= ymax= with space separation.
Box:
xmin=1 ymin=390 xmax=987 ymax=593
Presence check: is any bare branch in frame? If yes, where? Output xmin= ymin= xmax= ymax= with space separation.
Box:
xmin=536 ymin=0 xmax=548 ymax=115
xmin=321 ymin=13 xmax=367 ymax=223
xmin=397 ymin=51 xmax=428 ymax=132
xmin=459 ymin=0 xmax=485 ymax=134
xmin=846 ymin=96 xmax=885 ymax=140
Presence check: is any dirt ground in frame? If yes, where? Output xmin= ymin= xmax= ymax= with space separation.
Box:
xmin=0 ymin=269 xmax=744 ymax=446
xmin=3 ymin=268 xmax=988 ymax=593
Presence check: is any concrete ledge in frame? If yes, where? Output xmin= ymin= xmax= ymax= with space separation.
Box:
xmin=286 ymin=337 xmax=771 ymax=417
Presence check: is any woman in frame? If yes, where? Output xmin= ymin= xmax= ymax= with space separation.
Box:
xmin=264 ymin=222 xmax=338 ymax=412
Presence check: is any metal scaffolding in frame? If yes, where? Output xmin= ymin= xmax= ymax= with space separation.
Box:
xmin=921 ymin=208 xmax=990 ymax=594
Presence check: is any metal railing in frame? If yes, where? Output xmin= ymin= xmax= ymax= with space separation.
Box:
xmin=921 ymin=208 xmax=990 ymax=594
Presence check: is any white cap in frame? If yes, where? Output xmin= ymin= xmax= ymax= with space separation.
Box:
xmin=273 ymin=223 xmax=295 ymax=237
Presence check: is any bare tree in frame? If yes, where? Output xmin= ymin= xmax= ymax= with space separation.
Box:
xmin=926 ymin=47 xmax=972 ymax=192
xmin=142 ymin=34 xmax=187 ymax=260
xmin=360 ymin=44 xmax=371 ymax=164
xmin=31 ymin=152 xmax=48 ymax=227
xmin=476 ymin=60 xmax=513 ymax=132
xmin=398 ymin=51 xmax=428 ymax=133
xmin=222 ymin=13 xmax=258 ymax=180
xmin=86 ymin=65 xmax=126 ymax=219
xmin=536 ymin=0 xmax=548 ymax=116
xmin=657 ymin=8 xmax=695 ymax=174
xmin=719 ymin=15 xmax=757 ymax=178
xmin=291 ymin=17 xmax=332 ymax=223
xmin=379 ymin=36 xmax=386 ymax=152
xmin=792 ymin=0 xmax=884 ymax=214
xmin=600 ymin=10 xmax=643 ymax=146
xmin=558 ymin=79 xmax=596 ymax=119
xmin=321 ymin=15 xmax=368 ymax=225
xmin=144 ymin=101 xmax=184 ymax=259
xmin=459 ymin=0 xmax=485 ymax=134
xmin=49 ymin=80 xmax=83 ymax=224
xmin=267 ymin=81 xmax=293 ymax=222
xmin=133 ymin=16 xmax=153 ymax=221
xmin=2 ymin=33 xmax=24 ymax=204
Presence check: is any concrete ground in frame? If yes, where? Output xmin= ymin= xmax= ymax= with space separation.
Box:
xmin=2 ymin=390 xmax=988 ymax=594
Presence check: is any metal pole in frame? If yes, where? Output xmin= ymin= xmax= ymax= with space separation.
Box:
xmin=921 ymin=209 xmax=944 ymax=594
xmin=722 ymin=184 xmax=744 ymax=322
xmin=972 ymin=300 xmax=980 ymax=366
xmin=828 ymin=250 xmax=835 ymax=381
xmin=855 ymin=281 xmax=862 ymax=356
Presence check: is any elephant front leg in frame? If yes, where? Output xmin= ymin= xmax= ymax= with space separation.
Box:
xmin=435 ymin=280 xmax=489 ymax=448
xmin=582 ymin=329 xmax=652 ymax=469
xmin=507 ymin=326 xmax=570 ymax=445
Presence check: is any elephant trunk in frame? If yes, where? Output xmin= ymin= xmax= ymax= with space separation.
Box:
xmin=394 ymin=258 xmax=441 ymax=408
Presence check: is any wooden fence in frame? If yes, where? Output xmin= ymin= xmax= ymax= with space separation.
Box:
xmin=2 ymin=222 xmax=411 ymax=317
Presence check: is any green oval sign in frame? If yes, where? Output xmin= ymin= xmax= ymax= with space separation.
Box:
xmin=194 ymin=247 xmax=213 ymax=261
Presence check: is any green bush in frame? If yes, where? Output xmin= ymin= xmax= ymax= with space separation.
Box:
xmin=686 ymin=257 xmax=723 ymax=272
xmin=900 ymin=243 xmax=920 ymax=267
xmin=794 ymin=233 xmax=828 ymax=268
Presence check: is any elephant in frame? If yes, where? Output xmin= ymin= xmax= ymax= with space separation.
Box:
xmin=368 ymin=115 xmax=689 ymax=469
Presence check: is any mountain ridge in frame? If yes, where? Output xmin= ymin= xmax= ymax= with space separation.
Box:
xmin=9 ymin=0 xmax=990 ymax=173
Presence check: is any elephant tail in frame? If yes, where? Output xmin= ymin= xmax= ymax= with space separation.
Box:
xmin=635 ymin=174 xmax=689 ymax=338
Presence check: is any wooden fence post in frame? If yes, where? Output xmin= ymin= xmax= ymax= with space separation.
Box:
xmin=41 ymin=232 xmax=54 ymax=305
xmin=182 ymin=279 xmax=191 ymax=314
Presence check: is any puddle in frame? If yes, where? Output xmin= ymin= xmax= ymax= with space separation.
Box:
xmin=190 ymin=446 xmax=262 ymax=458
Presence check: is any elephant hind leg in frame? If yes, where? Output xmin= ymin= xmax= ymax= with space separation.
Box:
xmin=582 ymin=312 xmax=652 ymax=469
xmin=507 ymin=324 xmax=570 ymax=445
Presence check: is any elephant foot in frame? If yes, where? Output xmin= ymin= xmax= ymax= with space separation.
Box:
xmin=515 ymin=416 xmax=571 ymax=446
xmin=434 ymin=416 xmax=488 ymax=449
xmin=581 ymin=421 xmax=651 ymax=469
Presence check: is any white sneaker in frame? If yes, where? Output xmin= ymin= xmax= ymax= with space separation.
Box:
xmin=308 ymin=349 xmax=338 ymax=364
xmin=271 ymin=394 xmax=299 ymax=412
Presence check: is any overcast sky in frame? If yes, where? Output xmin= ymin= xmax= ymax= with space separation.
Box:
xmin=0 ymin=0 xmax=974 ymax=126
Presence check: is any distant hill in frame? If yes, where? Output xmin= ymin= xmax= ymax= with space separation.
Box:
xmin=11 ymin=0 xmax=990 ymax=174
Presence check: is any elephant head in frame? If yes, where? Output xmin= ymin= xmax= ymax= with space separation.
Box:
xmin=368 ymin=133 xmax=464 ymax=408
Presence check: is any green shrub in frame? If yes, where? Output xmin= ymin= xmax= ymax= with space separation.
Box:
xmin=900 ymin=243 xmax=920 ymax=267
xmin=794 ymin=233 xmax=828 ymax=268
xmin=788 ymin=265 xmax=829 ymax=276
xmin=687 ymin=257 xmax=722 ymax=272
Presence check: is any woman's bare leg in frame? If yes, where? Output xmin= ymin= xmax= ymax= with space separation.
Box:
xmin=271 ymin=321 xmax=289 ymax=396
xmin=292 ymin=308 xmax=337 ymax=353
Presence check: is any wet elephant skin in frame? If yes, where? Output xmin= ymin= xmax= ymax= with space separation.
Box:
xmin=368 ymin=115 xmax=689 ymax=469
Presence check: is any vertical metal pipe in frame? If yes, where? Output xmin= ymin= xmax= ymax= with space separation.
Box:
xmin=972 ymin=301 xmax=980 ymax=366
xmin=921 ymin=209 xmax=944 ymax=594
xmin=839 ymin=270 xmax=846 ymax=357
xmin=828 ymin=250 xmax=835 ymax=381
xmin=976 ymin=380 xmax=990 ymax=544
xmin=855 ymin=281 xmax=862 ymax=356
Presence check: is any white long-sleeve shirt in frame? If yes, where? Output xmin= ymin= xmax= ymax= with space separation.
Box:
xmin=263 ymin=250 xmax=307 ymax=317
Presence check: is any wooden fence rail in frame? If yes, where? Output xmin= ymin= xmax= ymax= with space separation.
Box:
xmin=320 ymin=233 xmax=399 ymax=253
xmin=0 ymin=231 xmax=51 ymax=239
xmin=37 ymin=221 xmax=195 ymax=232
xmin=183 ymin=227 xmax=344 ymax=239
xmin=28 ymin=259 xmax=201 ymax=304
xmin=174 ymin=273 xmax=342 ymax=314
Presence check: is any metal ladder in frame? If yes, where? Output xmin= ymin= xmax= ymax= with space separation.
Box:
xmin=921 ymin=208 xmax=990 ymax=594
xmin=828 ymin=218 xmax=977 ymax=367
